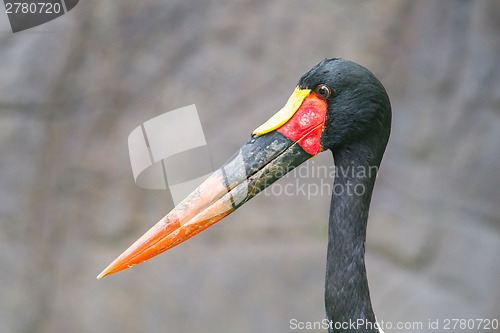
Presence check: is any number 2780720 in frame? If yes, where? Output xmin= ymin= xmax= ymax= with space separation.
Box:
xmin=5 ymin=2 xmax=62 ymax=14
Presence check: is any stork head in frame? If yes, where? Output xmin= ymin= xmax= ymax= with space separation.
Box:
xmin=97 ymin=58 xmax=391 ymax=279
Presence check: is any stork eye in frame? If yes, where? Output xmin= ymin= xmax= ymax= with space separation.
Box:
xmin=314 ymin=84 xmax=332 ymax=100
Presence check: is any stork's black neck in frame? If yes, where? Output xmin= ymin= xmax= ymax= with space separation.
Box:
xmin=325 ymin=142 xmax=382 ymax=333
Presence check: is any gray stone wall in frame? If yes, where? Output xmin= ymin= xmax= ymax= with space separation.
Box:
xmin=0 ymin=1 xmax=499 ymax=332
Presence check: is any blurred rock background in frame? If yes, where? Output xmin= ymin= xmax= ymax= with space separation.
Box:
xmin=1 ymin=0 xmax=499 ymax=332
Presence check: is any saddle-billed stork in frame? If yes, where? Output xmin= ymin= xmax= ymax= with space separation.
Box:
xmin=98 ymin=58 xmax=391 ymax=333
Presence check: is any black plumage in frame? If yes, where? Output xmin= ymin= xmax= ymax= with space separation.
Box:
xmin=302 ymin=59 xmax=391 ymax=332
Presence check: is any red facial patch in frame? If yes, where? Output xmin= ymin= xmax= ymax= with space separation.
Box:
xmin=277 ymin=93 xmax=327 ymax=155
